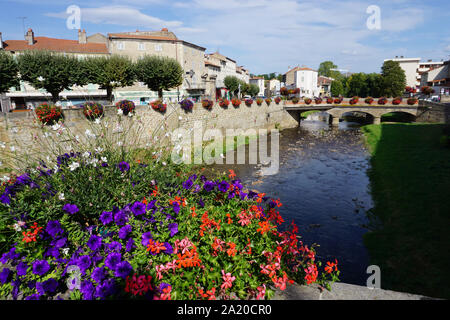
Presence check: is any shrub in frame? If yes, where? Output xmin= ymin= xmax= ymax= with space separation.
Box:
xmin=407 ymin=98 xmax=418 ymax=105
xmin=303 ymin=98 xmax=312 ymax=105
xmin=256 ymin=98 xmax=263 ymax=106
xmin=349 ymin=96 xmax=359 ymax=105
xmin=378 ymin=97 xmax=388 ymax=105
xmin=82 ymin=102 xmax=104 ymax=120
xmin=218 ymin=99 xmax=229 ymax=108
xmin=201 ymin=99 xmax=214 ymax=110
xmin=116 ymin=100 xmax=135 ymax=116
xmin=274 ymin=97 xmax=281 ymax=104
xmin=291 ymin=97 xmax=299 ymax=104
xmin=150 ymin=100 xmax=167 ymax=113
xmin=365 ymin=97 xmax=374 ymax=104
xmin=244 ymin=99 xmax=253 ymax=106
xmin=392 ymin=97 xmax=402 ymax=105
xmin=314 ymin=98 xmax=322 ymax=105
xmin=265 ymin=98 xmax=272 ymax=105
xmin=179 ymin=99 xmax=194 ymax=112
xmin=231 ymin=98 xmax=241 ymax=107
xmin=35 ymin=103 xmax=63 ymax=125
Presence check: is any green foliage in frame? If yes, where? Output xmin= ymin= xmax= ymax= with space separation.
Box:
xmin=135 ymin=55 xmax=183 ymax=99
xmin=0 ymin=51 xmax=19 ymax=94
xmin=365 ymin=73 xmax=383 ymax=97
xmin=330 ymin=80 xmax=344 ymax=97
xmin=16 ymin=51 xmax=83 ymax=103
xmin=248 ymin=83 xmax=260 ymax=97
xmin=380 ymin=60 xmax=406 ymax=97
xmin=346 ymin=73 xmax=368 ymax=97
xmin=224 ymin=76 xmax=240 ymax=96
xmin=81 ymin=55 xmax=135 ymax=103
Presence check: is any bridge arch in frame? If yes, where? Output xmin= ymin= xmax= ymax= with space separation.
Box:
xmin=380 ymin=111 xmax=416 ymax=123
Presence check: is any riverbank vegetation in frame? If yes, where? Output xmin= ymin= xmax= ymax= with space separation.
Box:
xmin=362 ymin=123 xmax=450 ymax=299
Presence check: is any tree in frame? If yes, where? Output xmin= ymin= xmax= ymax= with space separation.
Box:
xmin=238 ymin=80 xmax=249 ymax=97
xmin=330 ymin=80 xmax=344 ymax=97
xmin=0 ymin=51 xmax=19 ymax=94
xmin=380 ymin=60 xmax=406 ymax=97
xmin=365 ymin=73 xmax=383 ymax=97
xmin=248 ymin=83 xmax=260 ymax=97
xmin=82 ymin=55 xmax=135 ymax=103
xmin=346 ymin=73 xmax=368 ymax=97
xmin=17 ymin=50 xmax=82 ymax=103
xmin=224 ymin=76 xmax=240 ymax=96
xmin=318 ymin=61 xmax=337 ymax=77
xmin=135 ymin=55 xmax=183 ymax=99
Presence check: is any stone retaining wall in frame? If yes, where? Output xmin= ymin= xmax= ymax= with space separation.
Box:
xmin=417 ymin=101 xmax=450 ymax=124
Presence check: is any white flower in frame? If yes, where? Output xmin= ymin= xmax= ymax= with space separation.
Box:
xmin=61 ymin=248 xmax=69 ymax=256
xmin=44 ymin=132 xmax=52 ymax=138
xmin=117 ymin=141 xmax=123 ymax=147
xmin=82 ymin=151 xmax=90 ymax=158
xmin=74 ymin=135 xmax=80 ymax=142
xmin=162 ymin=161 xmax=167 ymax=166
xmin=128 ymin=112 xmax=133 ymax=117
xmin=69 ymin=162 xmax=80 ymax=171
xmin=37 ymin=76 xmax=44 ymax=82
xmin=85 ymin=129 xmax=96 ymax=139
xmin=0 ymin=142 xmax=5 ymax=148
xmin=13 ymin=223 xmax=22 ymax=232
xmin=178 ymin=116 xmax=183 ymax=120
xmin=95 ymin=147 xmax=104 ymax=153
xmin=58 ymin=193 xmax=65 ymax=200
xmin=1 ymin=176 xmax=9 ymax=182
xmin=117 ymin=109 xmax=123 ymax=116
xmin=101 ymin=157 xmax=107 ymax=163
xmin=94 ymin=118 xmax=101 ymax=124
xmin=52 ymin=123 xmax=61 ymax=131
xmin=11 ymin=127 xmax=18 ymax=133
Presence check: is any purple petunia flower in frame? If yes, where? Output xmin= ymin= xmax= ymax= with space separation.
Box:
xmin=77 ymin=255 xmax=92 ymax=273
xmin=45 ymin=220 xmax=63 ymax=238
xmin=114 ymin=261 xmax=133 ymax=278
xmin=87 ymin=235 xmax=102 ymax=251
xmin=95 ymin=279 xmax=116 ymax=299
xmin=0 ymin=193 xmax=11 ymax=205
xmin=91 ymin=267 xmax=106 ymax=284
xmin=203 ymin=181 xmax=215 ymax=192
xmin=107 ymin=241 xmax=122 ymax=252
xmin=40 ymin=278 xmax=58 ymax=294
xmin=53 ymin=237 xmax=67 ymax=249
xmin=118 ymin=161 xmax=130 ymax=173
xmin=114 ymin=210 xmax=128 ymax=226
xmin=80 ymin=280 xmax=95 ymax=300
xmin=44 ymin=247 xmax=60 ymax=259
xmin=16 ymin=261 xmax=29 ymax=277
xmin=32 ymin=260 xmax=50 ymax=276
xmin=159 ymin=282 xmax=171 ymax=292
xmin=141 ymin=232 xmax=152 ymax=246
xmin=192 ymin=185 xmax=201 ymax=193
xmin=147 ymin=200 xmax=157 ymax=210
xmin=198 ymin=198 xmax=205 ymax=208
xmin=218 ymin=181 xmax=229 ymax=192
xmin=0 ymin=268 xmax=12 ymax=284
xmin=182 ymin=179 xmax=193 ymax=190
xmin=131 ymin=201 xmax=146 ymax=216
xmin=100 ymin=211 xmax=113 ymax=225
xmin=125 ymin=238 xmax=135 ymax=252
xmin=25 ymin=294 xmax=40 ymax=300
xmin=118 ymin=225 xmax=132 ymax=240
xmin=163 ymin=242 xmax=173 ymax=255
xmin=63 ymin=203 xmax=79 ymax=215
xmin=168 ymin=223 xmax=178 ymax=237
xmin=105 ymin=252 xmax=122 ymax=271
xmin=172 ymin=202 xmax=180 ymax=215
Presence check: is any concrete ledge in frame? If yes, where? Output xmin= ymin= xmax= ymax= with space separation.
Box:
xmin=272 ymin=282 xmax=438 ymax=300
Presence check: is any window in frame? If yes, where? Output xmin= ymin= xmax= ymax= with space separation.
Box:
xmin=154 ymin=44 xmax=162 ymax=52
xmin=117 ymin=42 xmax=124 ymax=50
xmin=138 ymin=42 xmax=145 ymax=51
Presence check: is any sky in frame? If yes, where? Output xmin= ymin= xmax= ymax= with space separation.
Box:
xmin=1 ymin=0 xmax=449 ymax=75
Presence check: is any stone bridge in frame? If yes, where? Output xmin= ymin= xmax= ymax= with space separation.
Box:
xmin=283 ymin=103 xmax=427 ymax=125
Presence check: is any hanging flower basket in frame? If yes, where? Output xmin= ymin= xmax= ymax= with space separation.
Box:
xmin=244 ymin=99 xmax=253 ymax=106
xmin=202 ymin=99 xmax=214 ymax=110
xmin=82 ymin=102 xmax=104 ymax=120
xmin=219 ymin=98 xmax=230 ymax=108
xmin=349 ymin=96 xmax=359 ymax=105
xmin=333 ymin=97 xmax=343 ymax=104
xmin=291 ymin=97 xmax=299 ymax=104
xmin=150 ymin=100 xmax=167 ymax=113
xmin=407 ymin=98 xmax=418 ymax=105
xmin=315 ymin=98 xmax=322 ymax=104
xmin=265 ymin=98 xmax=272 ymax=105
xmin=231 ymin=98 xmax=241 ymax=107
xmin=256 ymin=98 xmax=263 ymax=106
xmin=35 ymin=103 xmax=63 ymax=125
xmin=365 ymin=97 xmax=374 ymax=104
xmin=303 ymin=98 xmax=312 ymax=105
xmin=378 ymin=97 xmax=388 ymax=105
xmin=179 ymin=99 xmax=194 ymax=112
xmin=116 ymin=100 xmax=135 ymax=115
xmin=274 ymin=97 xmax=281 ymax=104
xmin=326 ymin=97 xmax=333 ymax=104
xmin=392 ymin=97 xmax=402 ymax=105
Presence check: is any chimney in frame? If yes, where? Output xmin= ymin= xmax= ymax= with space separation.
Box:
xmin=78 ymin=29 xmax=87 ymax=44
xmin=25 ymin=28 xmax=34 ymax=45
xmin=0 ymin=32 xmax=3 ymax=49
xmin=161 ymin=28 xmax=168 ymax=32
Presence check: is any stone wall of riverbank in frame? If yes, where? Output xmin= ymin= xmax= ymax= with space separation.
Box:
xmin=417 ymin=101 xmax=450 ymax=123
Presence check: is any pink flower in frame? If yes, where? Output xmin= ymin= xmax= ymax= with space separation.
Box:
xmin=221 ymin=270 xmax=236 ymax=290
xmin=256 ymin=284 xmax=266 ymax=300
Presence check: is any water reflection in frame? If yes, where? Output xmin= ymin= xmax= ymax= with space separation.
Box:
xmin=212 ymin=119 xmax=373 ymax=285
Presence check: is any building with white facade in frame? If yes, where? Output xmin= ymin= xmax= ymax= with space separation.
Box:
xmin=249 ymin=77 xmax=265 ymax=97
xmin=265 ymin=79 xmax=281 ymax=97
xmin=284 ymin=67 xmax=319 ymax=98
xmin=384 ymin=57 xmax=444 ymax=89
xmin=420 ymin=60 xmax=450 ymax=96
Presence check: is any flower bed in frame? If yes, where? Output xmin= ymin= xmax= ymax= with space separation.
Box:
xmin=202 ymin=99 xmax=214 ymax=110
xmin=219 ymin=99 xmax=230 ymax=108
xmin=349 ymin=96 xmax=359 ymax=105
xmin=179 ymin=99 xmax=194 ymax=112
xmin=303 ymin=98 xmax=312 ymax=105
xmin=256 ymin=98 xmax=263 ymax=106
xmin=244 ymin=99 xmax=253 ymax=107
xmin=231 ymin=98 xmax=241 ymax=107
xmin=392 ymin=97 xmax=402 ymax=105
xmin=35 ymin=103 xmax=63 ymax=125
xmin=365 ymin=97 xmax=374 ymax=105
xmin=116 ymin=100 xmax=135 ymax=116
xmin=82 ymin=102 xmax=104 ymax=120
xmin=0 ymin=155 xmax=339 ymax=300
xmin=150 ymin=100 xmax=167 ymax=113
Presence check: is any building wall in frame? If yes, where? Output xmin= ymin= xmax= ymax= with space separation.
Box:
xmin=294 ymin=70 xmax=319 ymax=97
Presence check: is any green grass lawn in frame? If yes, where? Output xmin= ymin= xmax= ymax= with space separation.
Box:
xmin=361 ymin=123 xmax=450 ymax=299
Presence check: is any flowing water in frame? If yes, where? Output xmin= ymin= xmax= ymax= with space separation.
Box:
xmin=212 ymin=115 xmax=374 ymax=285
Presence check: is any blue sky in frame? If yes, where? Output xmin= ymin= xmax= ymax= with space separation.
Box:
xmin=1 ymin=0 xmax=449 ymax=75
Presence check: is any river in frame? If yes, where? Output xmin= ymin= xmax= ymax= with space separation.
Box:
xmin=213 ymin=114 xmax=374 ymax=286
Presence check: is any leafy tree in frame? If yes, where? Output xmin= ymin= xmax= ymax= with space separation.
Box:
xmin=346 ymin=73 xmax=368 ymax=97
xmin=238 ymin=80 xmax=249 ymax=97
xmin=135 ymin=55 xmax=183 ymax=99
xmin=0 ymin=51 xmax=19 ymax=94
xmin=365 ymin=73 xmax=383 ymax=97
xmin=330 ymin=80 xmax=344 ymax=97
xmin=380 ymin=60 xmax=406 ymax=97
xmin=81 ymin=55 xmax=135 ymax=103
xmin=318 ymin=61 xmax=337 ymax=77
xmin=224 ymin=76 xmax=240 ymax=96
xmin=248 ymin=83 xmax=260 ymax=97
xmin=17 ymin=50 xmax=82 ymax=103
